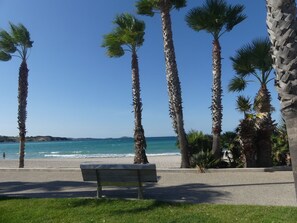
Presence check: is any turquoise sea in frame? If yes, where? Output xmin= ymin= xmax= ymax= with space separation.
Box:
xmin=0 ymin=137 xmax=180 ymax=160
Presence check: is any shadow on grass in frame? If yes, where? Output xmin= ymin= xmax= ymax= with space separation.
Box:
xmin=65 ymin=197 xmax=169 ymax=211
xmin=110 ymin=199 xmax=184 ymax=215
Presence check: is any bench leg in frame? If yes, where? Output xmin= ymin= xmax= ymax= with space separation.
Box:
xmin=97 ymin=183 xmax=102 ymax=199
xmin=96 ymin=170 xmax=102 ymax=199
xmin=137 ymin=170 xmax=143 ymax=199
xmin=138 ymin=183 xmax=143 ymax=199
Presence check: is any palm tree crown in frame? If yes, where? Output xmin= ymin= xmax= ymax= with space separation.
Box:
xmin=228 ymin=38 xmax=274 ymax=112
xmin=236 ymin=95 xmax=252 ymax=116
xmin=185 ymin=0 xmax=246 ymax=40
xmin=0 ymin=23 xmax=33 ymax=61
xmin=102 ymin=13 xmax=145 ymax=56
xmin=229 ymin=38 xmax=273 ymax=88
xmin=136 ymin=0 xmax=186 ymax=16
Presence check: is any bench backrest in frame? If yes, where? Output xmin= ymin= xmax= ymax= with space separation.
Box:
xmin=80 ymin=163 xmax=157 ymax=183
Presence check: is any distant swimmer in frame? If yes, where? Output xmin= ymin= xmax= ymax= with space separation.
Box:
xmin=3 ymin=152 xmax=5 ymax=159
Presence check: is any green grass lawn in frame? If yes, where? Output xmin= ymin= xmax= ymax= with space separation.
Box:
xmin=0 ymin=198 xmax=296 ymax=223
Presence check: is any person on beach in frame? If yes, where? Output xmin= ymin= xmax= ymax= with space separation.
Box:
xmin=3 ymin=152 xmax=5 ymax=159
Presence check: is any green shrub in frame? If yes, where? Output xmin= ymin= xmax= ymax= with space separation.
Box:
xmin=221 ymin=131 xmax=243 ymax=167
xmin=186 ymin=130 xmax=212 ymax=155
xmin=271 ymin=121 xmax=290 ymax=166
xmin=185 ymin=130 xmax=244 ymax=169
xmin=190 ymin=151 xmax=220 ymax=172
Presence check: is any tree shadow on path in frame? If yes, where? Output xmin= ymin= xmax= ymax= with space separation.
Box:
xmin=0 ymin=181 xmax=230 ymax=203
xmin=1 ymin=180 xmax=293 ymax=204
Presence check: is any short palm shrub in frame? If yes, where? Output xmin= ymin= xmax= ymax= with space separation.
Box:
xmin=185 ymin=130 xmax=219 ymax=171
xmin=190 ymin=151 xmax=219 ymax=172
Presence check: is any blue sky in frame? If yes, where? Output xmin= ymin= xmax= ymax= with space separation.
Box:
xmin=0 ymin=0 xmax=280 ymax=138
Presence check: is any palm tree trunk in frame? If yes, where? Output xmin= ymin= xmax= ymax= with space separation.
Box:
xmin=18 ymin=60 xmax=28 ymax=168
xmin=211 ymin=39 xmax=223 ymax=159
xmin=255 ymin=115 xmax=274 ymax=167
xmin=254 ymin=85 xmax=274 ymax=167
xmin=160 ymin=2 xmax=190 ymax=168
xmin=132 ymin=51 xmax=148 ymax=164
xmin=266 ymin=0 xmax=297 ymax=197
xmin=238 ymin=116 xmax=257 ymax=167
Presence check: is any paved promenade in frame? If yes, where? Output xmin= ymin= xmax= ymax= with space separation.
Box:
xmin=0 ymin=167 xmax=296 ymax=206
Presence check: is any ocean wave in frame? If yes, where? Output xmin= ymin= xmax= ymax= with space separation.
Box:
xmin=147 ymin=153 xmax=180 ymax=157
xmin=72 ymin=151 xmax=83 ymax=154
xmin=44 ymin=153 xmax=134 ymax=158
xmin=43 ymin=152 xmax=180 ymax=159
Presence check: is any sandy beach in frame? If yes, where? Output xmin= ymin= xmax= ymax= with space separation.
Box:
xmin=0 ymin=155 xmax=182 ymax=169
xmin=0 ymin=155 xmax=296 ymax=206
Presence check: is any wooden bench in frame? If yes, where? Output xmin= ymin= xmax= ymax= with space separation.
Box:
xmin=80 ymin=163 xmax=158 ymax=199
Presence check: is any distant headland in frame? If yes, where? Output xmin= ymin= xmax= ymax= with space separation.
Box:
xmin=0 ymin=135 xmax=174 ymax=143
xmin=0 ymin=135 xmax=72 ymax=143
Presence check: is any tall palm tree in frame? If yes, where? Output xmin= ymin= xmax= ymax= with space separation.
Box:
xmin=102 ymin=13 xmax=148 ymax=164
xmin=136 ymin=0 xmax=190 ymax=167
xmin=266 ymin=0 xmax=297 ymax=197
xmin=228 ymin=38 xmax=275 ymax=167
xmin=235 ymin=96 xmax=257 ymax=167
xmin=185 ymin=0 xmax=246 ymax=159
xmin=0 ymin=23 xmax=33 ymax=168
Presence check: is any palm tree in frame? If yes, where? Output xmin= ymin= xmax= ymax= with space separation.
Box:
xmin=0 ymin=23 xmax=33 ymax=168
xmin=136 ymin=0 xmax=190 ymax=167
xmin=266 ymin=0 xmax=297 ymax=197
xmin=185 ymin=0 xmax=246 ymax=159
xmin=228 ymin=38 xmax=275 ymax=167
xmin=102 ymin=13 xmax=148 ymax=164
xmin=235 ymin=96 xmax=257 ymax=167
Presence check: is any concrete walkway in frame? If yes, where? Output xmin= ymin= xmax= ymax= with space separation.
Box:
xmin=0 ymin=168 xmax=296 ymax=206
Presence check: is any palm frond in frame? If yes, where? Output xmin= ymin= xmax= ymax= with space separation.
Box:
xmin=250 ymin=38 xmax=273 ymax=74
xmin=135 ymin=0 xmax=155 ymax=16
xmin=102 ymin=33 xmax=125 ymax=57
xmin=185 ymin=0 xmax=226 ymax=37
xmin=114 ymin=14 xmax=145 ymax=47
xmin=228 ymin=76 xmax=247 ymax=92
xmin=9 ymin=22 xmax=33 ymax=48
xmin=0 ymin=30 xmax=16 ymax=53
xmin=225 ymin=5 xmax=246 ymax=32
xmin=136 ymin=0 xmax=186 ymax=15
xmin=172 ymin=0 xmax=187 ymax=10
xmin=231 ymin=37 xmax=273 ymax=83
xmin=236 ymin=95 xmax=252 ymax=114
xmin=0 ymin=23 xmax=32 ymax=61
xmin=204 ymin=0 xmax=228 ymax=33
xmin=0 ymin=51 xmax=12 ymax=61
xmin=185 ymin=7 xmax=216 ymax=34
xmin=186 ymin=0 xmax=245 ymax=39
xmin=102 ymin=13 xmax=145 ymax=57
xmin=230 ymin=44 xmax=254 ymax=76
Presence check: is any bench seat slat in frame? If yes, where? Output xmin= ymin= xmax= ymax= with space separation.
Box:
xmin=81 ymin=169 xmax=157 ymax=182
